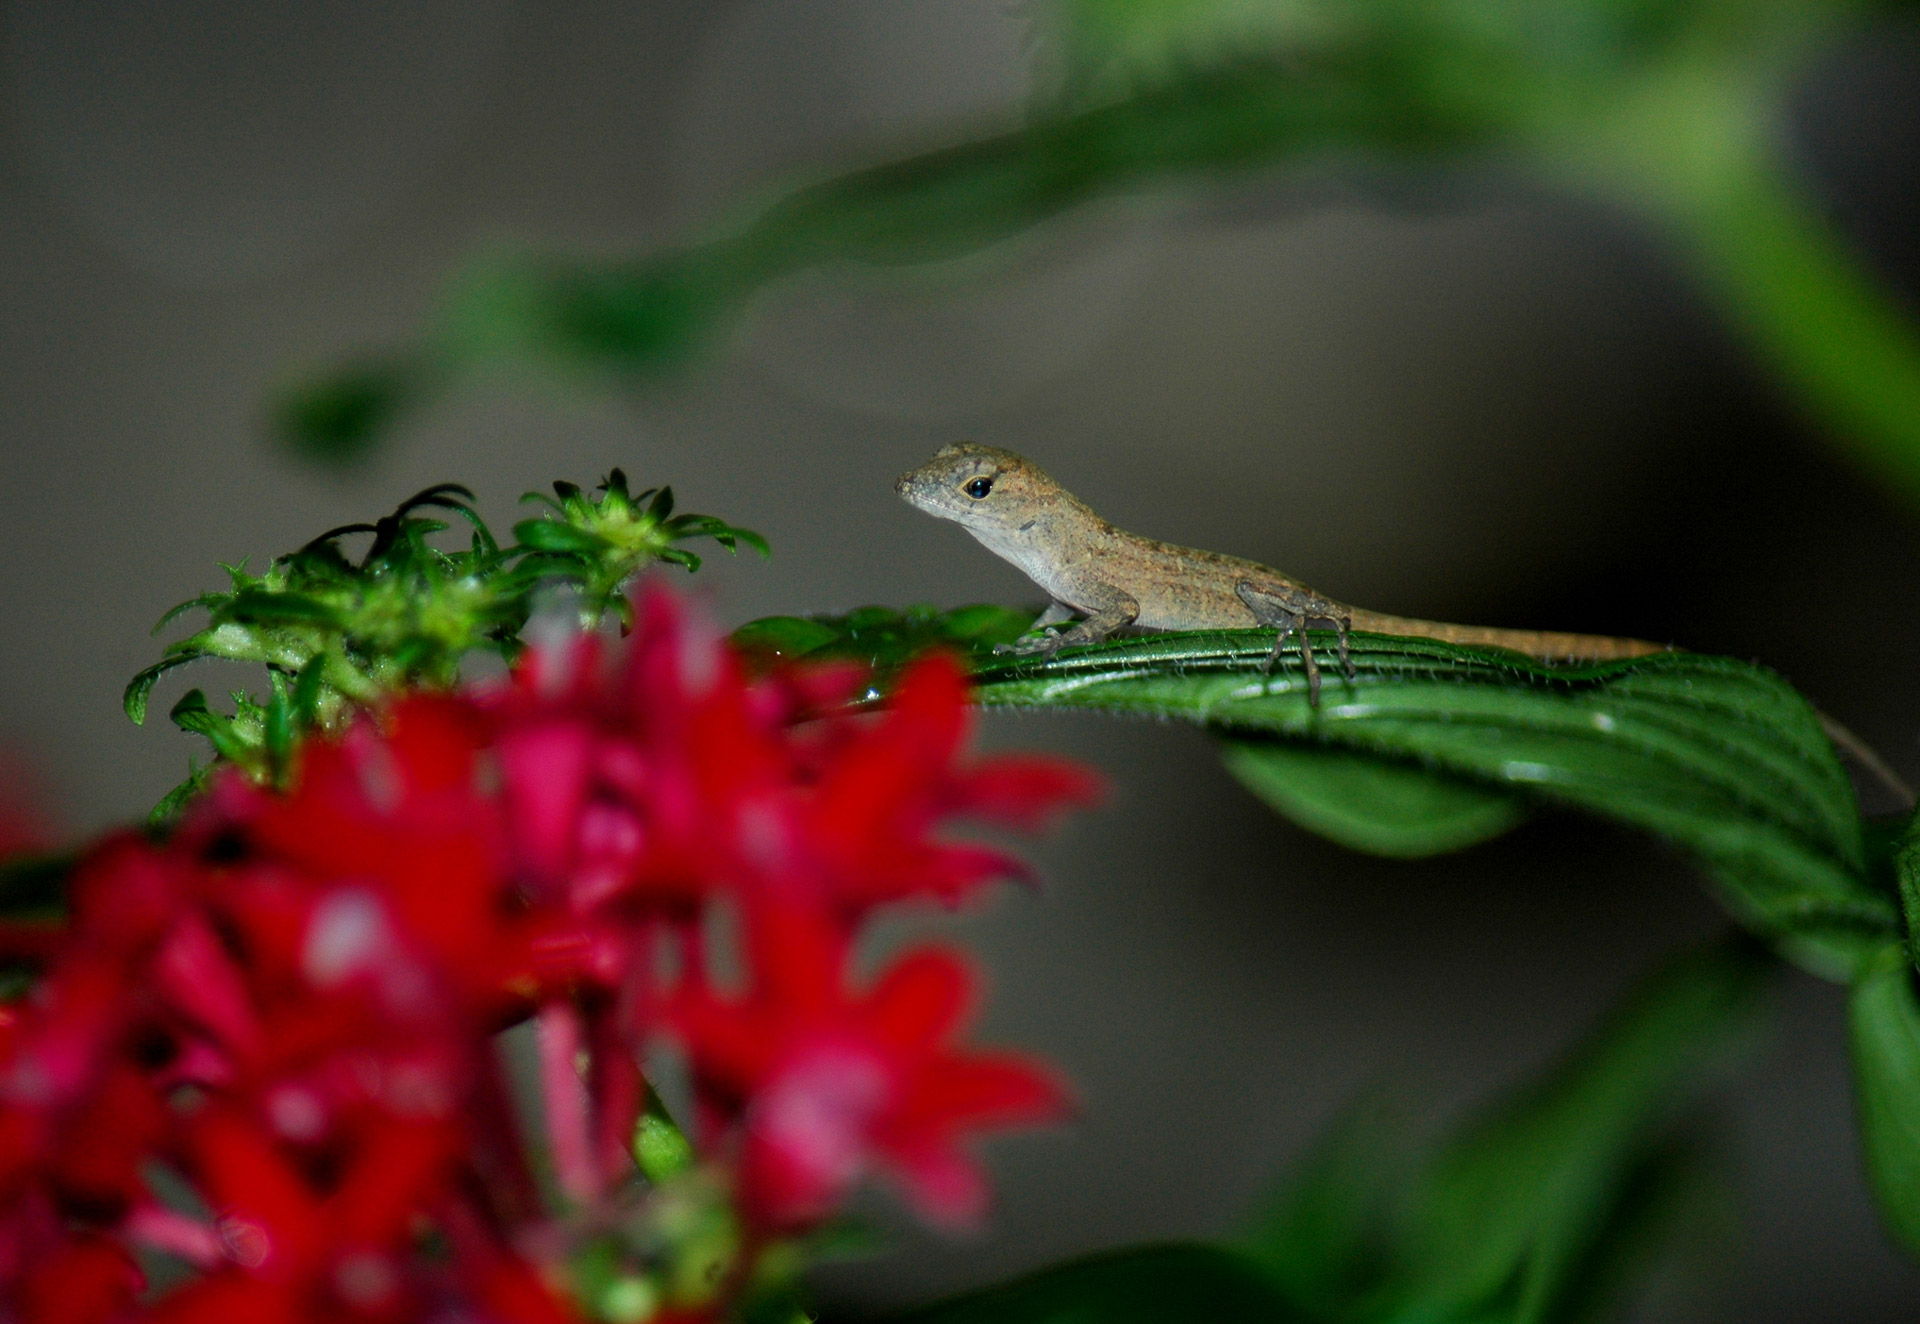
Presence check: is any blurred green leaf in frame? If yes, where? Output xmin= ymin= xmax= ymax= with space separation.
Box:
xmin=1242 ymin=1088 xmax=1415 ymax=1317
xmin=1389 ymin=938 xmax=1770 ymax=1322
xmin=1849 ymin=946 xmax=1920 ymax=1261
xmin=967 ymin=628 xmax=1890 ymax=975
xmin=732 ymin=604 xmax=1037 ymax=673
xmin=1239 ymin=940 xmax=1759 ymax=1324
xmin=730 ymin=615 xmax=845 ymax=660
xmin=1222 ymin=738 xmax=1531 ymax=858
xmin=272 ymin=352 xmax=441 ymax=465
xmin=886 ymin=1243 xmax=1308 ymax=1324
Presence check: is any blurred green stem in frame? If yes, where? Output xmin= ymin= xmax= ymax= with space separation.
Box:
xmin=289 ymin=1 xmax=1920 ymax=504
xmin=1673 ymin=160 xmax=1920 ymax=499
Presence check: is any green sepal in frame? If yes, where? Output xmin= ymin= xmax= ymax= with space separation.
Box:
xmin=166 ymin=690 xmax=256 ymax=765
xmin=290 ymin=654 xmax=328 ymax=727
xmin=150 ymin=593 xmax=228 ymax=636
xmin=220 ymin=590 xmax=344 ymax=629
xmin=124 ymin=653 xmax=202 ymax=725
xmin=634 ymin=1086 xmax=695 ymax=1185
xmin=263 ymin=672 xmax=294 ymax=776
xmin=149 ymin=766 xmax=215 ymax=829
xmin=511 ymin=520 xmax=608 ymax=555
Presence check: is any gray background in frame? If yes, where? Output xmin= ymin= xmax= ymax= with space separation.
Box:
xmin=4 ymin=2 xmax=1920 ymax=1317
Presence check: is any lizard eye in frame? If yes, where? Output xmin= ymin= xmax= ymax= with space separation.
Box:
xmin=964 ymin=476 xmax=994 ymax=499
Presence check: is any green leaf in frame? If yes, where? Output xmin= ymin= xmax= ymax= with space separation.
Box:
xmin=1392 ymin=937 xmax=1773 ymax=1322
xmin=886 ymin=1244 xmax=1307 ymax=1324
xmin=1222 ymin=737 xmax=1530 ymax=858
xmin=971 ymin=631 xmax=1890 ymax=974
xmin=124 ymin=653 xmax=202 ymax=725
xmin=1849 ymin=947 xmax=1920 ymax=1261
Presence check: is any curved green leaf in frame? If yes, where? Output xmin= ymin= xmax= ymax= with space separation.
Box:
xmin=886 ymin=1243 xmax=1306 ymax=1324
xmin=1222 ymin=737 xmax=1530 ymax=858
xmin=969 ymin=629 xmax=1889 ymax=972
xmin=1849 ymin=946 xmax=1920 ymax=1262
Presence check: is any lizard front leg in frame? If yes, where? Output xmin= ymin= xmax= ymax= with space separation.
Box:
xmin=998 ymin=600 xmax=1077 ymax=653
xmin=1235 ymin=581 xmax=1354 ymax=706
xmin=994 ymin=585 xmax=1139 ymax=657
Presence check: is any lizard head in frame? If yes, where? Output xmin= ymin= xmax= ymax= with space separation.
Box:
xmin=894 ymin=443 xmax=1058 ymax=534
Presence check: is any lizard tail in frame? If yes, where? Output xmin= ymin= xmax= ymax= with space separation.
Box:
xmin=1342 ymin=609 xmax=1668 ymax=662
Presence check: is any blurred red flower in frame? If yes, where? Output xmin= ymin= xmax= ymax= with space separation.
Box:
xmin=0 ymin=581 xmax=1098 ymax=1321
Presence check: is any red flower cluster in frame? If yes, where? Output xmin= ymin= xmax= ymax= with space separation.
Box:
xmin=0 ymin=585 xmax=1098 ymax=1323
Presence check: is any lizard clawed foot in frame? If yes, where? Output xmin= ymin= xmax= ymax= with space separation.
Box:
xmin=1237 ymin=581 xmax=1353 ymax=708
xmin=993 ymin=625 xmax=1064 ymax=657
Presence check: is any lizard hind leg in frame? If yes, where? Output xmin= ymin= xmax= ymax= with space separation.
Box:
xmin=1236 ymin=581 xmax=1324 ymax=706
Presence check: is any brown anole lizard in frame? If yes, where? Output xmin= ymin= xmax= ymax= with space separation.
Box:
xmin=895 ymin=443 xmax=1666 ymax=704
xmin=895 ymin=442 xmax=1915 ymax=805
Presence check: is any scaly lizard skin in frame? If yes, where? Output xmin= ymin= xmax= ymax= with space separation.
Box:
xmin=895 ymin=443 xmax=1666 ymax=705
